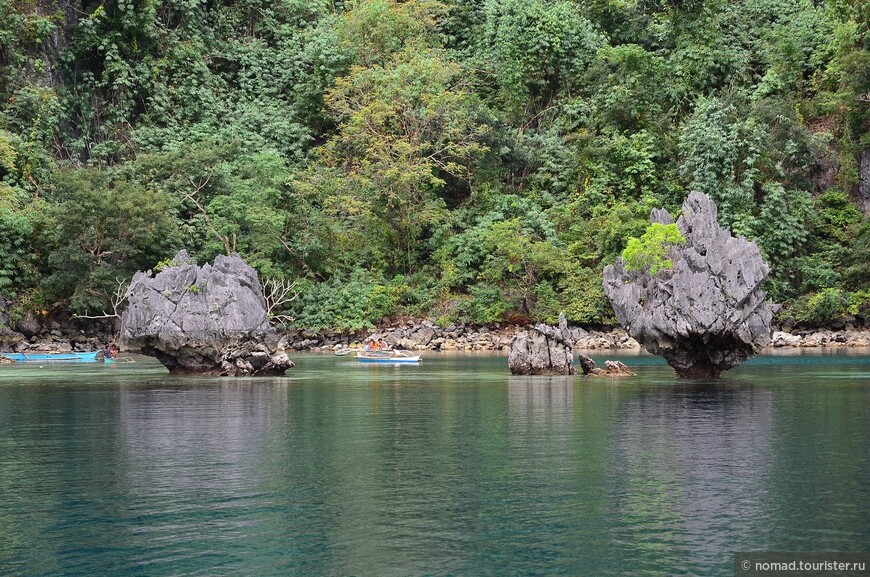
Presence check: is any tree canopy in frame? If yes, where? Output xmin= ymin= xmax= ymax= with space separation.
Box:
xmin=0 ymin=0 xmax=868 ymax=328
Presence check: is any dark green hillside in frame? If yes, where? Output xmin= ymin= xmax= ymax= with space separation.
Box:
xmin=1 ymin=0 xmax=868 ymax=330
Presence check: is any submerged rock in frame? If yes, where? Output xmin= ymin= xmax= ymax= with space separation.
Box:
xmin=593 ymin=360 xmax=635 ymax=377
xmin=508 ymin=319 xmax=574 ymax=375
xmin=577 ymin=354 xmax=635 ymax=377
xmin=603 ymin=192 xmax=773 ymax=378
xmin=120 ymin=250 xmax=292 ymax=376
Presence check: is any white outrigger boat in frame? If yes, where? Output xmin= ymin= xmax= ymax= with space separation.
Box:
xmin=334 ymin=348 xmax=422 ymax=364
xmin=357 ymin=350 xmax=421 ymax=364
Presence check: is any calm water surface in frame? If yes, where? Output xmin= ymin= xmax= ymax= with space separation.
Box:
xmin=0 ymin=351 xmax=868 ymax=576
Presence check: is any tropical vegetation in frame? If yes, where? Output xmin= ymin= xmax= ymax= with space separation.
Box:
xmin=1 ymin=0 xmax=868 ymax=330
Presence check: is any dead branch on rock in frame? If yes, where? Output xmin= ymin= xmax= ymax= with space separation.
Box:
xmin=263 ymin=278 xmax=298 ymax=326
xmin=73 ymin=278 xmax=129 ymax=319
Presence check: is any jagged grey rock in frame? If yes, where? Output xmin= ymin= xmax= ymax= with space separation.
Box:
xmin=859 ymin=149 xmax=870 ymax=212
xmin=603 ymin=192 xmax=773 ymax=378
xmin=576 ymin=354 xmax=635 ymax=376
xmin=577 ymin=353 xmax=596 ymax=375
xmin=508 ymin=323 xmax=574 ymax=375
xmin=120 ymin=250 xmax=293 ymax=375
xmin=598 ymin=360 xmax=635 ymax=376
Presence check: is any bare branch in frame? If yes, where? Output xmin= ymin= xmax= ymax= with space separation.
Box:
xmin=73 ymin=278 xmax=130 ymax=319
xmin=262 ymin=278 xmax=299 ymax=327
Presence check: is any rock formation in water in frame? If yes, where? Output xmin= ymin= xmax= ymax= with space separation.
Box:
xmin=577 ymin=354 xmax=635 ymax=377
xmin=577 ymin=353 xmax=596 ymax=375
xmin=508 ymin=314 xmax=574 ymax=375
xmin=120 ymin=250 xmax=293 ymax=376
xmin=603 ymin=192 xmax=773 ymax=378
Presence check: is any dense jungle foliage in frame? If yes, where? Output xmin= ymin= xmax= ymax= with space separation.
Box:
xmin=0 ymin=0 xmax=868 ymax=330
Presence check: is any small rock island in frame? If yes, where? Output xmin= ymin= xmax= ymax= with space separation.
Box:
xmin=603 ymin=192 xmax=773 ymax=378
xmin=120 ymin=250 xmax=292 ymax=376
xmin=508 ymin=320 xmax=575 ymax=375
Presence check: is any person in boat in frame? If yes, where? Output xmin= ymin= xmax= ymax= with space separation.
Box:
xmin=103 ymin=344 xmax=114 ymax=360
xmin=110 ymin=342 xmax=120 ymax=358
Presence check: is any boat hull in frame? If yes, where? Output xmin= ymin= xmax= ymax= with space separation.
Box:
xmin=0 ymin=351 xmax=101 ymax=363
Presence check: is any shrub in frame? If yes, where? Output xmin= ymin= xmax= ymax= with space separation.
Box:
xmin=559 ymin=266 xmax=617 ymax=325
xmin=621 ymin=223 xmax=686 ymax=275
xmin=787 ymin=288 xmax=850 ymax=324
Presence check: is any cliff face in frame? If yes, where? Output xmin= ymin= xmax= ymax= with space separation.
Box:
xmin=120 ymin=251 xmax=291 ymax=376
xmin=603 ymin=192 xmax=773 ymax=378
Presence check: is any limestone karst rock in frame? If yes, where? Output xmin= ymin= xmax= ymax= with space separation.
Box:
xmin=576 ymin=354 xmax=635 ymax=377
xmin=120 ymin=250 xmax=293 ymax=375
xmin=508 ymin=315 xmax=574 ymax=375
xmin=603 ymin=192 xmax=773 ymax=378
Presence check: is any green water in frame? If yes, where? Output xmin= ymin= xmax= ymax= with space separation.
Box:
xmin=0 ymin=351 xmax=868 ymax=576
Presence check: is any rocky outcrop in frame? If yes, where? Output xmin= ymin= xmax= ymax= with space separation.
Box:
xmin=508 ymin=316 xmax=575 ymax=375
xmin=771 ymin=331 xmax=803 ymax=347
xmin=577 ymin=354 xmax=635 ymax=377
xmin=597 ymin=360 xmax=635 ymax=376
xmin=603 ymin=192 xmax=773 ymax=378
xmin=14 ymin=312 xmax=41 ymax=338
xmin=218 ymin=334 xmax=294 ymax=376
xmin=0 ymin=327 xmax=25 ymax=350
xmin=119 ymin=250 xmax=293 ymax=376
xmin=859 ymin=149 xmax=870 ymax=213
xmin=0 ymin=297 xmax=26 ymax=349
xmin=283 ymin=319 xmax=643 ymax=352
xmin=577 ymin=353 xmax=596 ymax=375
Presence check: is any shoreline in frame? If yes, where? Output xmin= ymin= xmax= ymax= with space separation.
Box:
xmin=4 ymin=322 xmax=870 ymax=355
xmin=280 ymin=323 xmax=870 ymax=353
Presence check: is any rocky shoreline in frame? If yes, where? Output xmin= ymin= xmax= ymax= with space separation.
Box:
xmin=278 ymin=322 xmax=870 ymax=353
xmin=4 ymin=320 xmax=870 ymax=356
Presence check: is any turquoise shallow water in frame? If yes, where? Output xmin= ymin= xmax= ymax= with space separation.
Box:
xmin=0 ymin=351 xmax=868 ymax=576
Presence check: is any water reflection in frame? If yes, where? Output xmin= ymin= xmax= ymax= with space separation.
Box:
xmin=116 ymin=382 xmax=284 ymax=574
xmin=0 ymin=354 xmax=867 ymax=577
xmin=608 ymin=382 xmax=776 ymax=573
xmin=120 ymin=381 xmax=287 ymax=492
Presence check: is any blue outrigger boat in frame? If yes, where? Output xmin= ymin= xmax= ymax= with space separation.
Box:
xmin=0 ymin=351 xmax=110 ymax=364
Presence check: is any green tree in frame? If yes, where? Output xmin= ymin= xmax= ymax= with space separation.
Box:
xmin=45 ymin=169 xmax=181 ymax=313
xmin=679 ymin=97 xmax=761 ymax=235
xmin=337 ymin=0 xmax=446 ymax=67
xmin=316 ymin=47 xmax=491 ymax=273
xmin=479 ymin=0 xmax=604 ymax=119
